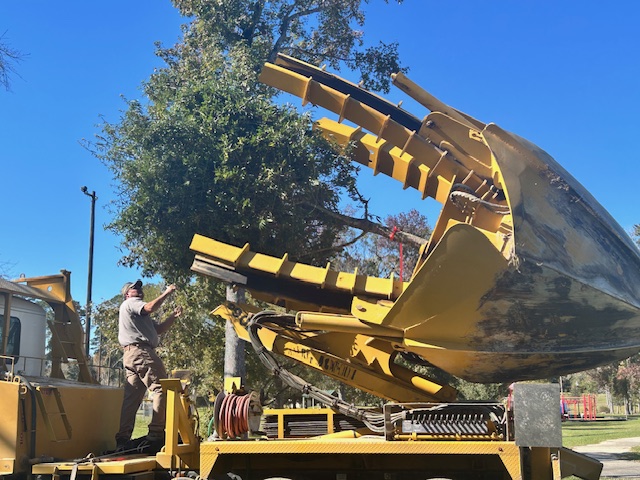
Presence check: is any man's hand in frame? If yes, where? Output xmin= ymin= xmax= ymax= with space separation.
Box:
xmin=144 ymin=284 xmax=179 ymax=314
xmin=156 ymin=304 xmax=183 ymax=335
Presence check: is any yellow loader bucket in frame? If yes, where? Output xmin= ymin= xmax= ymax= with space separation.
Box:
xmin=383 ymin=125 xmax=640 ymax=382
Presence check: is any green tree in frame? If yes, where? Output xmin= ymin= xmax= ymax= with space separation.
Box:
xmin=92 ymin=0 xmax=408 ymax=397
xmin=564 ymin=359 xmax=640 ymax=415
xmin=95 ymin=0 xmax=408 ymax=282
xmin=171 ymin=0 xmax=405 ymax=93
xmin=615 ymin=356 xmax=640 ymax=414
xmin=97 ymin=74 xmax=359 ymax=280
xmin=159 ymin=280 xmax=230 ymax=395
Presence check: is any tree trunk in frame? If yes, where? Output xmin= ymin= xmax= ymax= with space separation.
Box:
xmin=224 ymin=285 xmax=246 ymax=384
xmin=306 ymin=202 xmax=427 ymax=247
xmin=605 ymin=386 xmax=613 ymax=413
xmin=273 ymin=376 xmax=287 ymax=409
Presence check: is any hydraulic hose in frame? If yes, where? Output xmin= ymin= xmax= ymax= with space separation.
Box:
xmin=246 ymin=310 xmax=403 ymax=433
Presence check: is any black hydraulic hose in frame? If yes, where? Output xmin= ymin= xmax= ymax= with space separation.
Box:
xmin=246 ymin=311 xmax=389 ymax=433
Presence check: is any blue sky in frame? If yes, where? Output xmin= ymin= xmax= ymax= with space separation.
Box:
xmin=2 ymin=1 xmax=639 ymax=307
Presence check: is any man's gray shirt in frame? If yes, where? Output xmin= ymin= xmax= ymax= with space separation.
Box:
xmin=118 ymin=297 xmax=160 ymax=348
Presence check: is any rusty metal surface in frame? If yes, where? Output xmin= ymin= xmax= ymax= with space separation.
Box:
xmin=457 ymin=126 xmax=640 ymax=380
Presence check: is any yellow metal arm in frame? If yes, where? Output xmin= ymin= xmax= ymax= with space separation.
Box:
xmin=212 ymin=304 xmax=456 ymax=403
xmin=190 ymin=233 xmax=406 ymax=313
xmin=1 ymin=271 xmax=95 ymax=384
xmin=191 ymin=235 xmax=456 ymax=402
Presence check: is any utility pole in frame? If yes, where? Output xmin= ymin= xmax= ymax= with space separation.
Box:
xmin=81 ymin=186 xmax=97 ymax=357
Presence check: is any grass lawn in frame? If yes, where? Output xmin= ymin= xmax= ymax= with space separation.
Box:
xmin=562 ymin=416 xmax=640 ymax=449
xmin=133 ymin=415 xmax=150 ymax=439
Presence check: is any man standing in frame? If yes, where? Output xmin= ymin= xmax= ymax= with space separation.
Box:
xmin=115 ymin=280 xmax=182 ymax=451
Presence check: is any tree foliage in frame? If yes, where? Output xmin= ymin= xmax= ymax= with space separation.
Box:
xmin=94 ymin=0 xmax=408 ymax=283
xmin=92 ymin=0 xmax=415 ymax=404
xmin=562 ymin=355 xmax=640 ymax=414
xmin=171 ymin=0 xmax=405 ymax=92
xmin=96 ymin=60 xmax=359 ymax=281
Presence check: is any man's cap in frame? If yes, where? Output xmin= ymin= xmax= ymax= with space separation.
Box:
xmin=121 ymin=279 xmax=143 ymax=297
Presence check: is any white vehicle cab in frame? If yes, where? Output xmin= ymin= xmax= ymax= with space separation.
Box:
xmin=0 ymin=293 xmax=47 ymax=376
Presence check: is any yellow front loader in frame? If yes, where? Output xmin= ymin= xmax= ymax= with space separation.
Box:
xmin=193 ymin=55 xmax=640 ymax=386
xmin=185 ymin=55 xmax=640 ymax=479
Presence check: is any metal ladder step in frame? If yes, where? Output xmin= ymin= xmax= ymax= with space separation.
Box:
xmin=36 ymin=386 xmax=72 ymax=441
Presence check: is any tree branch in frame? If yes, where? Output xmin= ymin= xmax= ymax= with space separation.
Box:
xmin=304 ymin=202 xmax=427 ymax=247
xmin=299 ymin=229 xmax=368 ymax=260
xmin=268 ymin=3 xmax=324 ymax=62
xmin=242 ymin=0 xmax=266 ymax=44
xmin=0 ymin=31 xmax=26 ymax=91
